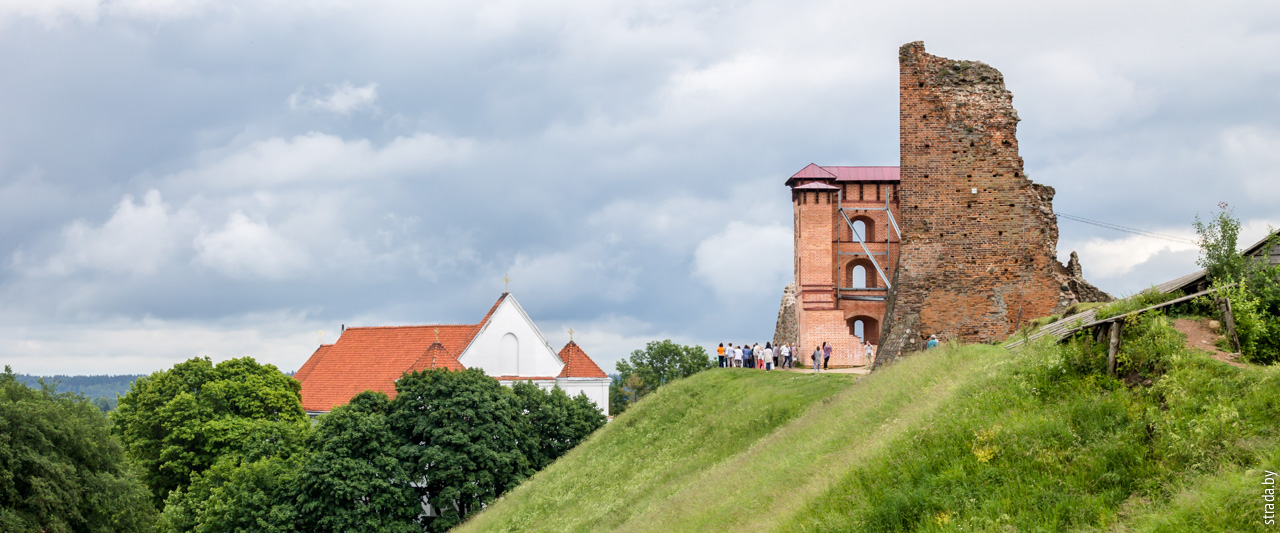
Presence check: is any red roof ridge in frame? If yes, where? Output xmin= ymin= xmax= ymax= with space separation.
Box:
xmin=477 ymin=293 xmax=508 ymax=328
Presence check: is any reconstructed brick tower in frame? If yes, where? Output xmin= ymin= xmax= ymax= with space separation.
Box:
xmin=786 ymin=166 xmax=902 ymax=366
xmin=779 ymin=41 xmax=1108 ymax=368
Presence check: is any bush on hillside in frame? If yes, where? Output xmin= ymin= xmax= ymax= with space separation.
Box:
xmin=1066 ymin=312 xmax=1183 ymax=380
xmin=1195 ymin=204 xmax=1280 ymax=364
xmin=1094 ymin=287 xmax=1182 ymax=320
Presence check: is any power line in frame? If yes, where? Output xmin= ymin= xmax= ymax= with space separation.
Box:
xmin=1055 ymin=212 xmax=1199 ymax=246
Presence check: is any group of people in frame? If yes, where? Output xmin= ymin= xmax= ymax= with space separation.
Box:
xmin=716 ymin=340 xmax=876 ymax=372
xmin=717 ymin=342 xmax=788 ymax=371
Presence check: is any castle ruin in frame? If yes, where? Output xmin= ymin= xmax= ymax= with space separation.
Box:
xmin=775 ymin=41 xmax=1108 ymax=367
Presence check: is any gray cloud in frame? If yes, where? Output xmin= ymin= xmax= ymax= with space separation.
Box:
xmin=2 ymin=0 xmax=1279 ymax=375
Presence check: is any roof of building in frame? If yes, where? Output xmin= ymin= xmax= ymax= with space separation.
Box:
xmin=791 ymin=181 xmax=840 ymax=190
xmin=787 ymin=164 xmax=900 ymax=186
xmin=294 ymin=293 xmax=607 ymax=412
xmin=297 ymin=323 xmax=481 ymax=412
xmin=557 ymin=340 xmax=608 ymax=378
xmin=1154 ymin=228 xmax=1280 ymax=295
xmin=408 ymin=341 xmax=466 ymax=373
xmin=293 ymin=344 xmax=330 ymax=383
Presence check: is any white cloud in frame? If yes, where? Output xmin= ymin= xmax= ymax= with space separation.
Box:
xmin=16 ymin=190 xmax=189 ymax=277
xmin=288 ymin=82 xmax=380 ymax=115
xmin=0 ymin=0 xmax=211 ymax=26
xmin=0 ymin=0 xmax=98 ymax=26
xmin=693 ymin=221 xmax=791 ymax=298
xmin=507 ymin=245 xmax=640 ymax=303
xmin=193 ymin=211 xmax=310 ymax=280
xmin=1220 ymin=126 xmax=1280 ymax=198
xmin=0 ymin=311 xmax=328 ymax=375
xmin=169 ymin=131 xmax=476 ymax=190
xmin=1067 ymin=232 xmax=1199 ymax=279
xmin=109 ymin=0 xmax=212 ymax=20
xmin=1017 ymin=51 xmax=1150 ymax=132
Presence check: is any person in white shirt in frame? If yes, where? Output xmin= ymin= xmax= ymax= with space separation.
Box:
xmin=762 ymin=343 xmax=775 ymax=371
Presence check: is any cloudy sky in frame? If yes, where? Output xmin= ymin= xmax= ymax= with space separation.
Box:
xmin=3 ymin=0 xmax=1278 ymax=376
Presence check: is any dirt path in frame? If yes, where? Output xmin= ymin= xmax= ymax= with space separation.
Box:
xmin=1172 ymin=317 xmax=1247 ymax=368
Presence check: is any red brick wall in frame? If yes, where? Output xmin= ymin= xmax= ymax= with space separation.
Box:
xmin=791 ymin=183 xmax=900 ymax=367
xmin=876 ymin=42 xmax=1068 ymax=365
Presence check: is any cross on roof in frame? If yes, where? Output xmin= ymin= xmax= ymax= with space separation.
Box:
xmin=568 ymin=327 xmax=575 ymax=341
xmin=503 ymin=273 xmax=511 ymax=292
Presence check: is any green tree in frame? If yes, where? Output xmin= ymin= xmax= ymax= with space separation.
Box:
xmin=613 ymin=340 xmax=713 ymax=409
xmin=389 ymin=368 xmax=532 ymax=532
xmin=1194 ymin=202 xmax=1246 ymax=283
xmin=1194 ymin=204 xmax=1280 ymax=363
xmin=0 ymin=366 xmax=157 ymax=532
xmin=112 ymin=356 xmax=309 ymax=505
xmin=608 ymin=374 xmax=651 ymax=416
xmin=295 ymin=391 xmax=419 ymax=533
xmin=160 ymin=455 xmax=299 ymax=533
xmin=512 ymin=382 xmax=606 ymax=471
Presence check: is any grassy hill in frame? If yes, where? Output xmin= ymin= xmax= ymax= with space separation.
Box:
xmin=459 ymin=339 xmax=1280 ymax=532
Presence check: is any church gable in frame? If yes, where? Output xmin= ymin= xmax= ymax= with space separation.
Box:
xmin=458 ymin=295 xmax=564 ymax=378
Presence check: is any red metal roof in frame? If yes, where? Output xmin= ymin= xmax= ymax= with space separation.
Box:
xmin=790 ymin=163 xmax=837 ymax=179
xmin=787 ymin=164 xmax=899 ymax=186
xmin=825 ymin=166 xmax=899 ymax=182
xmin=792 ymin=181 xmax=840 ymax=190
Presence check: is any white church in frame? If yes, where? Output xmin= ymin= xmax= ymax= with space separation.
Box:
xmin=294 ymin=292 xmax=610 ymax=415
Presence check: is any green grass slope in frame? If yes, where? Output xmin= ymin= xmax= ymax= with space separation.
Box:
xmin=460 ymin=341 xmax=1280 ymax=532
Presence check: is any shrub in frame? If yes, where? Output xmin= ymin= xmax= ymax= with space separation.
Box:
xmin=1095 ymin=288 xmax=1181 ymax=320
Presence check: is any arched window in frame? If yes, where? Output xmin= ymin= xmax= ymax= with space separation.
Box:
xmin=852 ymin=220 xmax=867 ymax=242
xmin=850 ymin=216 xmax=876 ymax=242
xmin=501 ymin=333 xmax=519 ymax=375
xmin=852 ymin=265 xmax=867 ymax=289
xmin=846 ymin=315 xmax=880 ymax=344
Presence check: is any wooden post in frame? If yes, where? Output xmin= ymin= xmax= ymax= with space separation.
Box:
xmin=1107 ymin=321 xmax=1121 ymax=377
xmin=1095 ymin=325 xmax=1107 ymax=344
xmin=1220 ymin=298 xmax=1242 ymax=353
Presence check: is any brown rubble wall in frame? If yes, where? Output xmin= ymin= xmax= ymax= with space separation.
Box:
xmin=876 ymin=42 xmax=1080 ymax=366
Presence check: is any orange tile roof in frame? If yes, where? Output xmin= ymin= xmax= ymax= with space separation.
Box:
xmin=297 ymin=324 xmax=479 ymax=412
xmin=296 ymin=294 xmax=509 ymax=412
xmin=293 ymin=344 xmax=331 ymax=383
xmin=557 ymin=341 xmax=608 ymax=378
xmin=408 ymin=342 xmax=466 ymax=373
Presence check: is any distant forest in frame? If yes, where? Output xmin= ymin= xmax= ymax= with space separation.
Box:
xmin=16 ymin=374 xmax=145 ymax=412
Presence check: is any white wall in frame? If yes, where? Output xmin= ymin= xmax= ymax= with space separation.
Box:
xmin=459 ymin=296 xmax=563 ymax=377
xmin=556 ymin=378 xmax=610 ymax=414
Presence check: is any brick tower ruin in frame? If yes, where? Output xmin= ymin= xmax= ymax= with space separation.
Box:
xmin=778 ymin=41 xmax=1109 ymax=368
